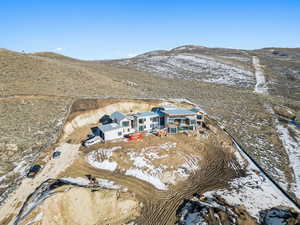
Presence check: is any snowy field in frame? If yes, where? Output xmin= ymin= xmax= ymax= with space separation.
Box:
xmin=125 ymin=143 xmax=200 ymax=190
xmin=86 ymin=146 xmax=121 ymax=171
xmin=205 ymin=142 xmax=299 ymax=220
xmin=276 ymin=123 xmax=300 ymax=199
xmin=86 ymin=142 xmax=200 ymax=190
xmin=120 ymin=53 xmax=255 ymax=88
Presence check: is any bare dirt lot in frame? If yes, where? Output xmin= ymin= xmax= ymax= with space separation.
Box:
xmin=58 ymin=131 xmax=244 ymax=225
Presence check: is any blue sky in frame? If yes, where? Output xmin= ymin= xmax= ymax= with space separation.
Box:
xmin=0 ymin=0 xmax=299 ymax=59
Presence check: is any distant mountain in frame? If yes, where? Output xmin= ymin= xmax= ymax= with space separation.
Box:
xmin=114 ymin=45 xmax=300 ymax=101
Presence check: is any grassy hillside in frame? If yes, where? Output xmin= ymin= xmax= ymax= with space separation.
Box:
xmin=0 ymin=49 xmax=138 ymax=97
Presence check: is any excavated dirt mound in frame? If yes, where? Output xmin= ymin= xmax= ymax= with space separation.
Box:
xmin=19 ymin=186 xmax=141 ymax=225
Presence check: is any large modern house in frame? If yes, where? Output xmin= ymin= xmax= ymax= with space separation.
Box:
xmin=90 ymin=105 xmax=204 ymax=142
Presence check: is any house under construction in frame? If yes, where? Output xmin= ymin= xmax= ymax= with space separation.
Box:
xmin=90 ymin=105 xmax=204 ymax=141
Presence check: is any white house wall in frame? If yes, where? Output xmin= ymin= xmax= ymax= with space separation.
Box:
xmin=119 ymin=118 xmax=135 ymax=135
xmin=136 ymin=116 xmax=159 ymax=132
xmin=104 ymin=129 xmax=123 ymax=141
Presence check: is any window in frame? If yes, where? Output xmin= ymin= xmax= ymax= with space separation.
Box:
xmin=128 ymin=128 xmax=130 ymax=132
xmin=151 ymin=117 xmax=158 ymax=122
xmin=190 ymin=120 xmax=196 ymax=125
xmin=179 ymin=127 xmax=188 ymax=131
xmin=122 ymin=121 xmax=130 ymax=127
xmin=139 ymin=126 xmax=144 ymax=131
xmin=118 ymin=131 xmax=122 ymax=136
xmin=139 ymin=118 xmax=144 ymax=124
xmin=168 ymin=127 xmax=177 ymax=133
xmin=168 ymin=118 xmax=175 ymax=124
xmin=197 ymin=115 xmax=202 ymax=120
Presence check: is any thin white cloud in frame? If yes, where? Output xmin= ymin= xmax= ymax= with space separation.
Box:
xmin=54 ymin=47 xmax=63 ymax=51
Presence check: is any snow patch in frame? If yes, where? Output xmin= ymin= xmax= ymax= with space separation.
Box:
xmin=124 ymin=142 xmax=198 ymax=189
xmin=61 ymin=177 xmax=90 ymax=185
xmin=86 ymin=146 xmax=121 ymax=172
xmin=120 ymin=53 xmax=255 ymax=88
xmin=61 ymin=177 xmax=121 ymax=189
xmin=125 ymin=169 xmax=167 ymax=190
xmin=208 ymin=141 xmax=300 ymax=219
xmin=96 ymin=178 xmax=121 ymax=189
xmin=276 ymin=123 xmax=300 ymax=198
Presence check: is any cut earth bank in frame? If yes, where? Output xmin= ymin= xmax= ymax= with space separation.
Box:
xmin=1 ymin=98 xmax=299 ymax=225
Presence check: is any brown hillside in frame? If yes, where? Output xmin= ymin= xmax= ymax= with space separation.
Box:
xmin=0 ymin=49 xmax=136 ymax=97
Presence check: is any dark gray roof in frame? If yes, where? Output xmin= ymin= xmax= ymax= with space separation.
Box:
xmin=135 ymin=111 xmax=158 ymax=118
xmin=111 ymin=111 xmax=126 ymax=122
xmin=98 ymin=123 xmax=121 ymax=132
xmin=161 ymin=109 xmax=196 ymax=116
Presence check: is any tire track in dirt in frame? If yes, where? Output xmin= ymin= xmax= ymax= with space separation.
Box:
xmin=59 ymin=146 xmax=241 ymax=225
xmin=134 ymin=149 xmax=241 ymax=225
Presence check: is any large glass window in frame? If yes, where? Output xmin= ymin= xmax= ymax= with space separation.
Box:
xmin=122 ymin=121 xmax=130 ymax=127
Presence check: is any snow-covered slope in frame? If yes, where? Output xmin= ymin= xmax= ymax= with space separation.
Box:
xmin=208 ymin=141 xmax=299 ymax=219
xmin=176 ymin=139 xmax=300 ymax=225
xmin=120 ymin=53 xmax=255 ymax=88
xmin=276 ymin=123 xmax=300 ymax=199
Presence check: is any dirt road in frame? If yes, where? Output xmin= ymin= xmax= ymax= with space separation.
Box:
xmin=0 ymin=144 xmax=80 ymax=225
xmin=253 ymin=56 xmax=268 ymax=94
